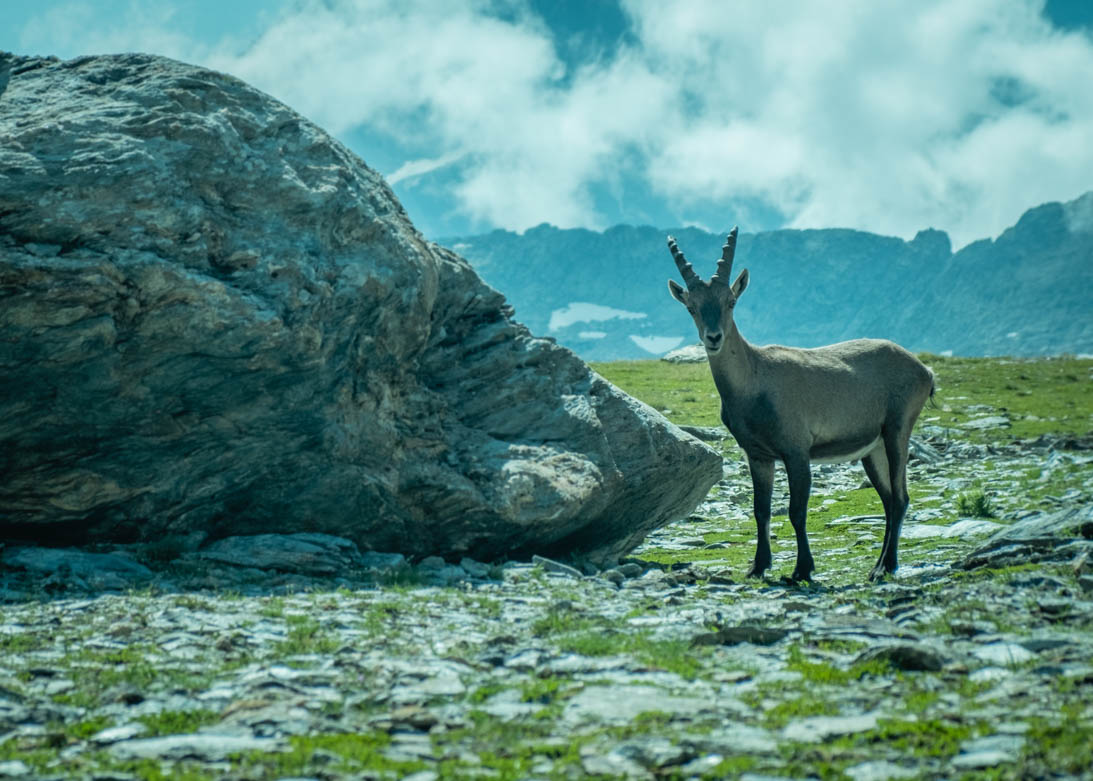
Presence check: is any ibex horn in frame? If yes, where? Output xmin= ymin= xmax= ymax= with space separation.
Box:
xmin=667 ymin=235 xmax=701 ymax=288
xmin=713 ymin=226 xmax=738 ymax=285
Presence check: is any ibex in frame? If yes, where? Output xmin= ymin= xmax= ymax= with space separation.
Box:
xmin=667 ymin=227 xmax=934 ymax=582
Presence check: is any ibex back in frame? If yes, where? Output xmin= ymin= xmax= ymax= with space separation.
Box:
xmin=667 ymin=227 xmax=934 ymax=582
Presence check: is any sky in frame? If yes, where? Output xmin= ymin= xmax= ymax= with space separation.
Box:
xmin=4 ymin=0 xmax=1093 ymax=247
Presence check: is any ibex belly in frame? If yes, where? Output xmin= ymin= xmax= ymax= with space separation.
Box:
xmin=810 ymin=435 xmax=882 ymax=464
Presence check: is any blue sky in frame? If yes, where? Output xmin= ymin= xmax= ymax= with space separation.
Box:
xmin=4 ymin=0 xmax=1092 ymax=245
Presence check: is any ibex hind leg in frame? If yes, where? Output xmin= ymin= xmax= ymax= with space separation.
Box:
xmin=862 ymin=445 xmax=894 ymax=581
xmin=867 ymin=432 xmax=911 ymax=581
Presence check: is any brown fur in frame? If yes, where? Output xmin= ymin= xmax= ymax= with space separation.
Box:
xmin=668 ymin=229 xmax=934 ymax=581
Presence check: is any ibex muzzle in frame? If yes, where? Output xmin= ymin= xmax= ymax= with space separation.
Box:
xmin=667 ymin=227 xmax=935 ymax=582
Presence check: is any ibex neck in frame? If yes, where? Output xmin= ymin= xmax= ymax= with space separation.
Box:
xmin=708 ymin=324 xmax=757 ymax=398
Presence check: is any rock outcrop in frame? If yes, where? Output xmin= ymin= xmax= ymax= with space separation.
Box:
xmin=0 ymin=51 xmax=721 ymax=564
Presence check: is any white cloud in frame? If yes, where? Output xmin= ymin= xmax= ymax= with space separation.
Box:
xmin=548 ymin=302 xmax=646 ymax=331
xmin=14 ymin=0 xmax=1093 ymax=245
xmin=387 ymin=152 xmax=465 ymax=186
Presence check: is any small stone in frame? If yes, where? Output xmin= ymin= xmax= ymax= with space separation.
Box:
xmin=677 ymin=755 xmax=725 ymax=776
xmin=691 ymin=625 xmax=789 ymax=647
xmin=109 ymin=733 xmax=283 ymax=761
xmin=1073 ymin=550 xmax=1091 ymax=576
xmin=531 ymin=554 xmax=582 ymax=578
xmin=401 ymin=772 xmax=439 ymax=781
xmin=855 ymin=643 xmax=947 ymax=672
xmin=973 ymin=643 xmax=1035 ymax=666
xmin=845 ymin=760 xmax=917 ymax=781
xmin=91 ymin=723 xmax=149 ymax=745
xmin=961 ymin=415 xmax=1010 ymax=430
xmin=617 ymin=562 xmax=644 ymax=578
xmin=459 ymin=557 xmax=491 ymax=578
xmin=417 ymin=555 xmax=447 ymax=570
xmin=360 ymin=551 xmax=407 ymax=571
xmin=781 ymin=713 xmax=880 ymax=743
xmin=0 ymin=760 xmax=31 ymax=777
xmin=600 ymin=568 xmax=625 ymax=585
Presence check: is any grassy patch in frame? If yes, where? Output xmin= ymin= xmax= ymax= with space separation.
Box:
xmin=275 ymin=614 xmax=339 ymax=656
xmin=591 ymin=355 xmax=1093 ymax=443
xmin=1020 ymin=707 xmax=1093 ymax=774
xmin=957 ymin=489 xmax=998 ymax=518
xmin=591 ymin=360 xmax=723 ymax=427
xmin=785 ymin=645 xmax=893 ymax=686
xmin=137 ymin=709 xmax=221 ymax=737
xmin=237 ymin=731 xmax=423 ymax=778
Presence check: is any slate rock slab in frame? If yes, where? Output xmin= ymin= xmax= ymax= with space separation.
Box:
xmin=0 ymin=546 xmax=152 ymax=590
xmin=961 ymin=504 xmax=1093 ymax=570
xmin=108 ymin=733 xmax=283 ymax=761
xmin=781 ymin=713 xmax=880 ymax=743
xmin=0 ymin=51 xmax=721 ymax=564
xmin=691 ymin=625 xmax=790 ymax=647
xmin=196 ymin=532 xmax=363 ymax=575
xmin=855 ymin=642 xmax=947 ymax=672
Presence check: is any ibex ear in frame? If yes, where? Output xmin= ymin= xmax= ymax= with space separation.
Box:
xmin=731 ymin=269 xmax=749 ymax=298
xmin=668 ymin=279 xmax=688 ymax=304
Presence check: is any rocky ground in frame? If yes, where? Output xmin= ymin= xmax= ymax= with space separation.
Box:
xmin=1 ymin=426 xmax=1092 ymax=780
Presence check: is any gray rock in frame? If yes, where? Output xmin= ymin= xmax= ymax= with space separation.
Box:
xmin=961 ymin=505 xmax=1093 ymax=569
xmin=901 ymin=519 xmax=1002 ymax=539
xmin=661 ymin=344 xmax=708 ymax=363
xmin=0 ymin=760 xmax=30 ymax=778
xmin=532 ymin=554 xmax=583 ymax=578
xmin=109 ymin=733 xmax=283 ymax=760
xmin=855 ymin=643 xmax=947 ymax=672
xmin=563 ymin=685 xmax=713 ymax=725
xmin=961 ymin=416 xmax=1011 ymax=430
xmin=581 ymin=748 xmax=652 ymax=780
xmin=196 ymin=533 xmax=362 ymax=575
xmin=844 ymin=761 xmax=917 ymax=781
xmin=459 ymin=557 xmax=491 ymax=578
xmin=90 ymin=723 xmax=150 ymax=745
xmin=691 ymin=625 xmax=790 ymax=647
xmin=359 ymin=551 xmax=407 ymax=572
xmin=0 ymin=52 xmax=721 ymax=564
xmin=950 ymin=734 xmax=1024 ymax=769
xmin=678 ymin=425 xmax=727 ymax=442
xmin=781 ymin=713 xmax=880 ymax=743
xmin=908 ymin=437 xmax=942 ymax=464
xmin=0 ymin=547 xmax=152 ymax=585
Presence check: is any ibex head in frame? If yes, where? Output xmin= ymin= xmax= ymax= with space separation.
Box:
xmin=667 ymin=226 xmax=749 ymax=355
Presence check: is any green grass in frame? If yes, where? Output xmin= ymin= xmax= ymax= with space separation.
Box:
xmin=275 ymin=614 xmax=339 ymax=656
xmin=591 ymin=360 xmax=723 ymax=427
xmin=957 ymin=489 xmax=998 ymax=518
xmin=137 ymin=709 xmax=221 ymax=737
xmin=592 ymin=355 xmax=1093 ymax=443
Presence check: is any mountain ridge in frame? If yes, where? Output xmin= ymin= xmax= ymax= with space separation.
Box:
xmin=440 ymin=191 xmax=1093 ymax=360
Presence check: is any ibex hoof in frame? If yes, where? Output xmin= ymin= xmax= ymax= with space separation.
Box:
xmin=745 ymin=562 xmax=769 ymax=578
xmin=790 ymin=568 xmax=814 ymax=583
xmin=867 ymin=563 xmax=894 ymax=582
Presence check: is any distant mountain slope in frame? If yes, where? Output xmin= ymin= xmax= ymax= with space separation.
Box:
xmin=440 ymin=192 xmax=1093 ymax=360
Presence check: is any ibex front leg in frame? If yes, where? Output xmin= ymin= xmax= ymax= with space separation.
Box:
xmin=745 ymin=457 xmax=774 ymax=578
xmin=785 ymin=455 xmax=815 ymax=582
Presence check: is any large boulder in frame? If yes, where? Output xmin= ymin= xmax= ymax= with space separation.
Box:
xmin=0 ymin=52 xmax=721 ymax=565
